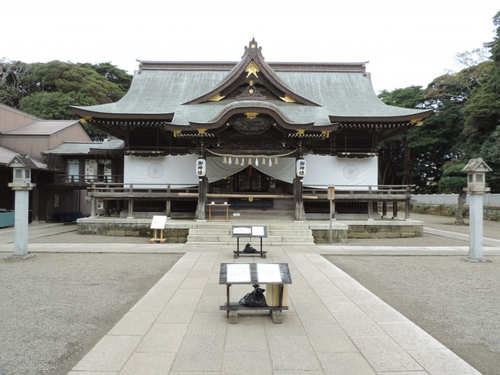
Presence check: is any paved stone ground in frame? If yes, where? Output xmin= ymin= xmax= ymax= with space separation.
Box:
xmin=0 ymin=253 xmax=181 ymax=375
xmin=326 ymin=255 xmax=500 ymax=375
xmin=0 ymin=214 xmax=493 ymax=374
xmin=66 ymin=245 xmax=480 ymax=375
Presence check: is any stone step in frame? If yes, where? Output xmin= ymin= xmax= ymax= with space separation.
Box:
xmin=186 ymin=234 xmax=283 ymax=242
xmin=186 ymin=236 xmax=314 ymax=245
xmin=185 ymin=220 xmax=314 ymax=245
xmin=187 ymin=228 xmax=313 ymax=236
xmin=186 ymin=240 xmax=314 ymax=246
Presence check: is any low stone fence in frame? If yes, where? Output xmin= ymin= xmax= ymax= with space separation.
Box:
xmin=411 ymin=194 xmax=500 ymax=220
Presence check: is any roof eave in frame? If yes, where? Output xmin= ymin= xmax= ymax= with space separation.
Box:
xmin=329 ymin=110 xmax=432 ymax=123
xmin=71 ymin=106 xmax=174 ymax=121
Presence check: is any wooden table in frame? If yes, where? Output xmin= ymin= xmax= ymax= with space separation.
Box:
xmin=207 ymin=203 xmax=231 ymax=221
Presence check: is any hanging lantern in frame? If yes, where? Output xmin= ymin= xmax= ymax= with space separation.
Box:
xmin=235 ymin=157 xmax=239 ymax=165
xmin=268 ymin=158 xmax=272 ymax=167
xmin=262 ymin=157 xmax=265 ymax=164
xmin=241 ymin=158 xmax=244 ymax=166
xmin=274 ymin=157 xmax=278 ymax=164
xmin=228 ymin=157 xmax=232 ymax=165
xmin=248 ymin=158 xmax=251 ymax=165
xmin=256 ymin=158 xmax=259 ymax=167
xmin=223 ymin=156 xmax=227 ymax=164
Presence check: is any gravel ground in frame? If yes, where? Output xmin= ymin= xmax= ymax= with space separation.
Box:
xmin=343 ymin=232 xmax=468 ymax=246
xmin=326 ymin=255 xmax=500 ymax=375
xmin=30 ymin=231 xmax=149 ymax=244
xmin=0 ymin=253 xmax=181 ymax=375
xmin=412 ymin=213 xmax=500 ymax=239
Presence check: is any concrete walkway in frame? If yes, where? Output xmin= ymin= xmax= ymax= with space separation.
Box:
xmin=66 ymin=243 xmax=481 ymax=375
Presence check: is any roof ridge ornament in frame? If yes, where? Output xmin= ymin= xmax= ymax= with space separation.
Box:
xmin=243 ymin=38 xmax=262 ymax=58
xmin=183 ymin=39 xmax=320 ymax=106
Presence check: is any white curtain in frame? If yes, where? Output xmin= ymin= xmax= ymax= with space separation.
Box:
xmin=302 ymin=155 xmax=378 ymax=189
xmin=124 ymin=154 xmax=378 ymax=189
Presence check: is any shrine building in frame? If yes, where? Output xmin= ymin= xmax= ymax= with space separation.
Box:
xmin=64 ymin=39 xmax=431 ymax=223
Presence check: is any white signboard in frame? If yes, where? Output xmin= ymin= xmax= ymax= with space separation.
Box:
xmin=251 ymin=226 xmax=265 ymax=237
xmin=257 ymin=264 xmax=282 ymax=283
xmin=150 ymin=215 xmax=167 ymax=230
xmin=233 ymin=227 xmax=252 ymax=235
xmin=226 ymin=264 xmax=251 ymax=283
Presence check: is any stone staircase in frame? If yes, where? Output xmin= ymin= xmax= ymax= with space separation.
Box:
xmin=186 ymin=221 xmax=314 ymax=245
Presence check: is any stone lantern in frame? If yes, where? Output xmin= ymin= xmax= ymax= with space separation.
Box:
xmin=462 ymin=158 xmax=492 ymax=262
xmin=8 ymin=154 xmax=36 ymax=256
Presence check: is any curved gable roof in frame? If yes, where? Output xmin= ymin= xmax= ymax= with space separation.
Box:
xmin=71 ymin=40 xmax=431 ymax=127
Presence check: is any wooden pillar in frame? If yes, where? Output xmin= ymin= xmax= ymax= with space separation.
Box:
xmin=90 ymin=196 xmax=96 ymax=217
xmin=373 ymin=201 xmax=379 ymax=219
xmin=166 ymin=185 xmax=171 ymax=218
xmin=367 ymin=186 xmax=373 ymax=220
xmin=196 ymin=177 xmax=208 ymax=220
xmin=128 ymin=198 xmax=134 ymax=218
xmin=382 ymin=201 xmax=387 ymax=218
xmin=403 ymin=134 xmax=410 ymax=185
xmin=405 ymin=199 xmax=411 ymax=220
xmin=293 ymin=177 xmax=305 ymax=221
xmin=32 ymin=186 xmax=40 ymax=222
xmin=392 ymin=200 xmax=398 ymax=219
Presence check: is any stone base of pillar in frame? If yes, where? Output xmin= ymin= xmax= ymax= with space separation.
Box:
xmin=3 ymin=254 xmax=36 ymax=262
xmin=464 ymin=256 xmax=492 ymax=263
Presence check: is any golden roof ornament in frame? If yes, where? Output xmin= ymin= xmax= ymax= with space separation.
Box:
xmin=245 ymin=61 xmax=260 ymax=78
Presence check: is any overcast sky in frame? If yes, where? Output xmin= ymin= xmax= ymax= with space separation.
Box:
xmin=1 ymin=0 xmax=498 ymax=92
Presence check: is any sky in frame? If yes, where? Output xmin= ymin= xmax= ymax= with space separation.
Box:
xmin=1 ymin=0 xmax=498 ymax=92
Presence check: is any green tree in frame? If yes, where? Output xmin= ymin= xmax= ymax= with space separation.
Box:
xmin=460 ymin=11 xmax=500 ymax=190
xmin=438 ymin=161 xmax=467 ymax=224
xmin=19 ymin=91 xmax=96 ymax=119
xmin=0 ymin=60 xmax=132 ymax=139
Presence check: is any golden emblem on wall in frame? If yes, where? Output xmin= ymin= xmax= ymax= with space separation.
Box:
xmin=245 ymin=61 xmax=260 ymax=78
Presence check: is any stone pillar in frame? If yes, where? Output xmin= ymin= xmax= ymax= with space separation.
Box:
xmin=13 ymin=190 xmax=30 ymax=256
xmin=293 ymin=177 xmax=305 ymax=221
xmin=461 ymin=158 xmax=492 ymax=262
xmin=196 ymin=177 xmax=208 ymax=221
xmin=468 ymin=193 xmax=484 ymax=261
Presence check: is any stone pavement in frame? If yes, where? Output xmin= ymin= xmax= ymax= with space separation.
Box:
xmin=66 ymin=243 xmax=481 ymax=375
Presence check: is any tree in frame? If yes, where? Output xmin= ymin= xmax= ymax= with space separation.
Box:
xmin=438 ymin=161 xmax=467 ymax=224
xmin=0 ymin=60 xmax=132 ymax=140
xmin=19 ymin=91 xmax=97 ymax=119
xmin=462 ymin=11 xmax=500 ymax=189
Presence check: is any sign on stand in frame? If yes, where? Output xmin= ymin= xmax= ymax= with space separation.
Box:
xmin=150 ymin=215 xmax=167 ymax=243
xmin=232 ymin=225 xmax=268 ymax=257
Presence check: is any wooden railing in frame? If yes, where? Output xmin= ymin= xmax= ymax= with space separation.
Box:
xmin=303 ymin=185 xmax=412 ymax=201
xmin=54 ymin=174 xmax=124 ymax=184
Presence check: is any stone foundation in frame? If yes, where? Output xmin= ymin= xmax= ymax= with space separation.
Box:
xmin=347 ymin=221 xmax=423 ymax=239
xmin=77 ymin=218 xmax=188 ymax=243
xmin=77 ymin=217 xmax=423 ymax=243
xmin=311 ymin=220 xmax=423 ymax=242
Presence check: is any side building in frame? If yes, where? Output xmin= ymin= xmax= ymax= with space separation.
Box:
xmin=0 ymin=103 xmax=96 ymax=223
